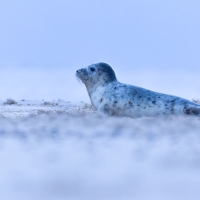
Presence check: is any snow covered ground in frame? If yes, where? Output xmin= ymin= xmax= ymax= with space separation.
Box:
xmin=0 ymin=100 xmax=200 ymax=200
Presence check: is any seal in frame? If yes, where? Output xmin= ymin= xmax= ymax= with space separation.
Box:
xmin=76 ymin=62 xmax=200 ymax=117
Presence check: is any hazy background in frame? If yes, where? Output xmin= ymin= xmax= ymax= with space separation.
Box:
xmin=0 ymin=0 xmax=200 ymax=101
xmin=0 ymin=115 xmax=200 ymax=200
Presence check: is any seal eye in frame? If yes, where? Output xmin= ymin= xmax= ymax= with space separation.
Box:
xmin=90 ymin=67 xmax=95 ymax=72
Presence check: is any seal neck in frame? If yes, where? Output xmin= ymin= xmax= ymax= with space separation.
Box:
xmin=87 ymin=79 xmax=117 ymax=98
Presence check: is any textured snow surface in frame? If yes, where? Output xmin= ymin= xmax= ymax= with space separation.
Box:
xmin=0 ymin=101 xmax=200 ymax=200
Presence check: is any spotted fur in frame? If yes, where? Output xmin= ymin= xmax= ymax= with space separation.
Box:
xmin=76 ymin=62 xmax=200 ymax=117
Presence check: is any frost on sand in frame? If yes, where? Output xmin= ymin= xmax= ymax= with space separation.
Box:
xmin=0 ymin=100 xmax=200 ymax=200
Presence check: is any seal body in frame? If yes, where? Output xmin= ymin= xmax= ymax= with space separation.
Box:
xmin=76 ymin=62 xmax=200 ymax=117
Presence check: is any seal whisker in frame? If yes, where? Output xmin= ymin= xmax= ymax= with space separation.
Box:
xmin=75 ymin=75 xmax=83 ymax=85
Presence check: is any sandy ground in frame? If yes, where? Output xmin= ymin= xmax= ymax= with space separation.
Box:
xmin=0 ymin=100 xmax=200 ymax=200
xmin=0 ymin=99 xmax=95 ymax=118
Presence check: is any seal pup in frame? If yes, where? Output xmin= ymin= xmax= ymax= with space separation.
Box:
xmin=76 ymin=62 xmax=200 ymax=117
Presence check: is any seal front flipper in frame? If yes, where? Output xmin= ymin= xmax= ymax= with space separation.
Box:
xmin=99 ymin=103 xmax=114 ymax=116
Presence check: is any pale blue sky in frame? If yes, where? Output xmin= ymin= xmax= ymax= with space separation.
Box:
xmin=1 ymin=0 xmax=200 ymax=69
xmin=0 ymin=0 xmax=200 ymax=100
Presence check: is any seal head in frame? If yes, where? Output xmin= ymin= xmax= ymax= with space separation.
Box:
xmin=76 ymin=62 xmax=117 ymax=88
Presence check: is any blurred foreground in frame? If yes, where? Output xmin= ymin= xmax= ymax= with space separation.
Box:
xmin=0 ymin=101 xmax=200 ymax=200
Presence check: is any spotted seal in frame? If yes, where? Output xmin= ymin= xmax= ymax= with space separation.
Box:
xmin=76 ymin=62 xmax=200 ymax=117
